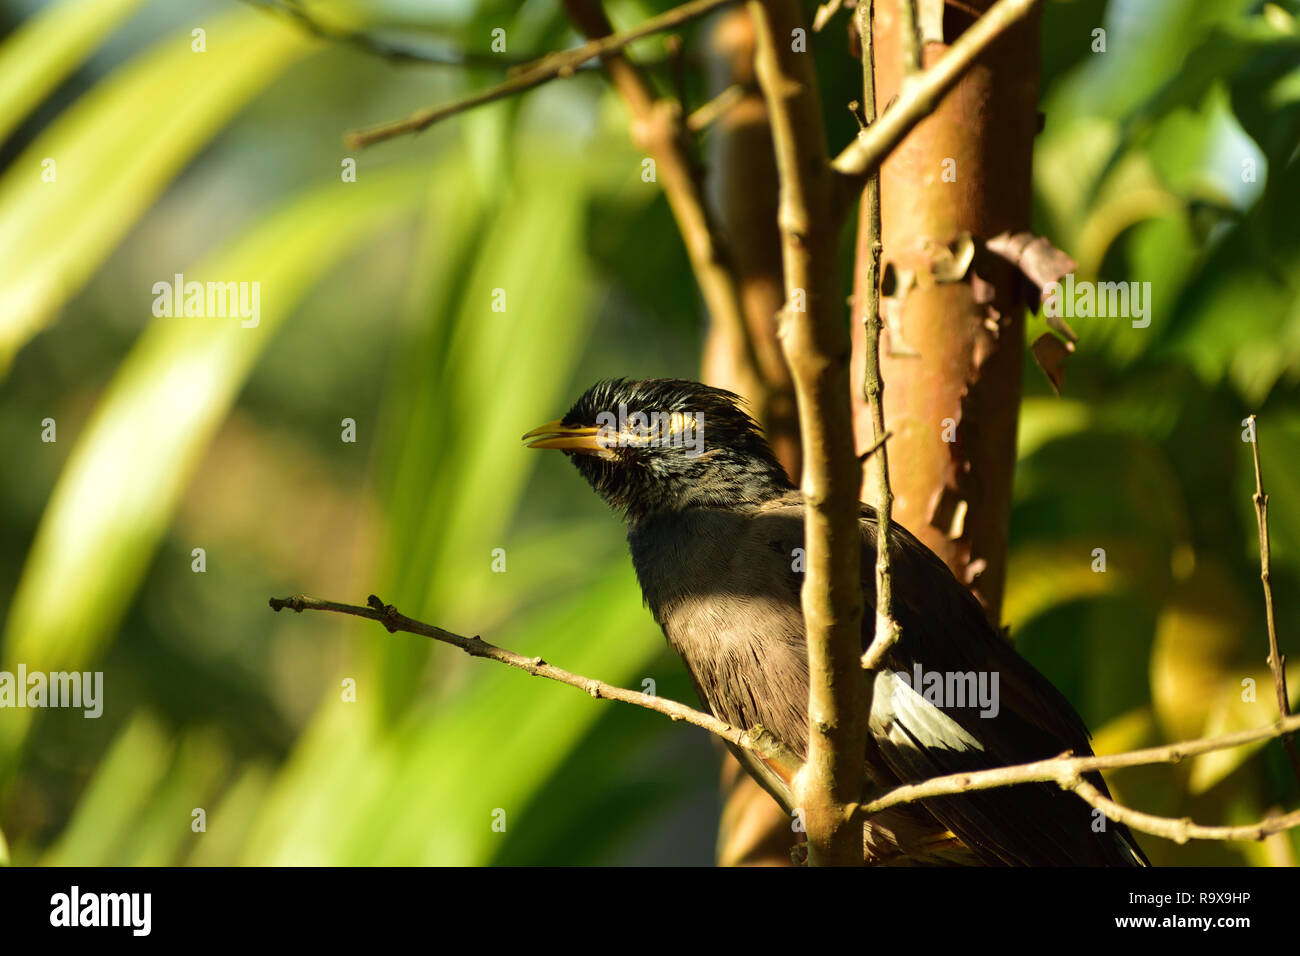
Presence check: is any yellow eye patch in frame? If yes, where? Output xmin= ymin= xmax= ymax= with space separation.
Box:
xmin=612 ymin=411 xmax=698 ymax=444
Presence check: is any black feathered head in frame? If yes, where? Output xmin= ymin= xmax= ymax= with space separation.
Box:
xmin=524 ymin=379 xmax=792 ymax=522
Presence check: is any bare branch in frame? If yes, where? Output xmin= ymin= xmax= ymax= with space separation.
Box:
xmin=750 ymin=0 xmax=867 ymax=866
xmin=852 ymin=1 xmax=901 ymax=675
xmin=343 ymin=0 xmax=740 ymax=149
xmin=270 ymin=593 xmax=1300 ymax=853
xmin=1070 ymin=776 xmax=1300 ymax=846
xmin=268 ymin=593 xmax=802 ymax=788
xmin=685 ymin=83 xmax=746 ymax=132
xmin=1247 ymin=414 xmax=1300 ymax=785
xmin=856 ymin=712 xmax=1300 ymax=843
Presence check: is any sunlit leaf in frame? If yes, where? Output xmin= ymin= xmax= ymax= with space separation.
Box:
xmin=243 ymin=567 xmax=662 ymax=865
xmin=42 ymin=712 xmax=172 ymax=865
xmin=1187 ymin=662 xmax=1300 ymax=793
xmin=1 ymin=168 xmax=428 ymax=765
xmin=1004 ymin=539 xmax=1169 ymax=632
xmin=1149 ymin=561 xmax=1251 ymax=742
xmin=369 ymin=157 xmax=598 ymax=714
xmin=0 ymin=8 xmax=318 ymax=371
xmin=0 ymin=0 xmax=147 ymax=145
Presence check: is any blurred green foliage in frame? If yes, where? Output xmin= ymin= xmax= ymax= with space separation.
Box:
xmin=0 ymin=0 xmax=1298 ymax=865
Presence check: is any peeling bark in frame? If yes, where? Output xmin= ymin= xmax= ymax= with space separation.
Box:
xmin=850 ymin=0 xmax=1041 ymax=623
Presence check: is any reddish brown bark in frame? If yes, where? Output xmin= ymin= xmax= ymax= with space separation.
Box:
xmin=850 ymin=0 xmax=1041 ymax=624
xmin=701 ymin=0 xmax=1042 ymax=863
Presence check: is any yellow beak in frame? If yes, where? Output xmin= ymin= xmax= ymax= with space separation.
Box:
xmin=522 ymin=419 xmax=606 ymax=453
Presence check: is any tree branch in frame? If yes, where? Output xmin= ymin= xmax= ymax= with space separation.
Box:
xmin=343 ymin=0 xmax=740 ymax=149
xmin=858 ymin=429 xmax=892 ymax=464
xmin=1247 ymin=414 xmax=1300 ymax=785
xmin=1070 ymin=776 xmax=1300 ymax=846
xmin=812 ymin=0 xmax=847 ymax=33
xmin=853 ymin=1 xmax=901 ymax=674
xmin=268 ymin=593 xmax=802 ymax=788
xmin=750 ymin=0 xmax=867 ymax=866
xmin=831 ymin=0 xmax=1043 ymax=192
xmin=684 ymin=83 xmax=746 ymax=132
xmin=854 ymin=713 xmax=1300 ymax=845
xmin=270 ymin=593 xmax=1300 ymax=852
xmin=698 ymin=9 xmax=805 ymax=865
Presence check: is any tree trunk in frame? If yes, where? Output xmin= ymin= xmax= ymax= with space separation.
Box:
xmin=850 ymin=0 xmax=1041 ymax=625
xmin=706 ymin=0 xmax=1042 ymax=864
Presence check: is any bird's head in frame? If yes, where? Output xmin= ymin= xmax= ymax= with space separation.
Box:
xmin=524 ymin=378 xmax=792 ymax=522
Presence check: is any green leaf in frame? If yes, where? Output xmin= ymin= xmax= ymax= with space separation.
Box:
xmin=1004 ymin=538 xmax=1169 ymax=633
xmin=0 ymin=0 xmax=148 ymax=145
xmin=1161 ymin=156 xmax=1300 ymax=402
xmin=368 ymin=157 xmax=598 ymax=715
xmin=0 ymin=7 xmax=318 ymax=371
xmin=1135 ymin=14 xmax=1300 ymax=169
xmin=1187 ymin=662 xmax=1300 ymax=794
xmin=42 ymin=712 xmax=173 ymax=866
xmin=240 ymin=566 xmax=664 ymax=865
xmin=0 ymin=167 xmax=427 ymax=763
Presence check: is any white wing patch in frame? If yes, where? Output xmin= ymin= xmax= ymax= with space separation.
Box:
xmin=869 ymin=669 xmax=985 ymax=754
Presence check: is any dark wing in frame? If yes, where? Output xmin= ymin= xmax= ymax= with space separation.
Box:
xmin=862 ymin=506 xmax=1148 ymax=866
xmin=655 ymin=496 xmax=1146 ymax=865
xmin=647 ymin=504 xmax=978 ymax=863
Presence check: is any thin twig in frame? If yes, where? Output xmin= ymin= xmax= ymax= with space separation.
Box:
xmin=812 ymin=0 xmax=847 ymax=32
xmin=343 ymin=0 xmax=739 ymax=149
xmin=270 ymin=593 xmax=1300 ymax=849
xmin=268 ymin=594 xmax=802 ymax=784
xmin=853 ymin=1 xmax=900 ymax=674
xmin=1247 ymin=414 xmax=1300 ymax=785
xmin=858 ymin=429 xmax=892 ymax=463
xmin=685 ymin=83 xmax=746 ymax=132
xmin=856 ymin=712 xmax=1300 ymax=827
xmin=831 ymin=0 xmax=1042 ymax=192
xmin=750 ymin=0 xmax=867 ymax=867
xmin=1071 ymin=776 xmax=1300 ymax=846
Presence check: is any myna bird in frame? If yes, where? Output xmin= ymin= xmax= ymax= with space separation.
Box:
xmin=525 ymin=378 xmax=1148 ymax=866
